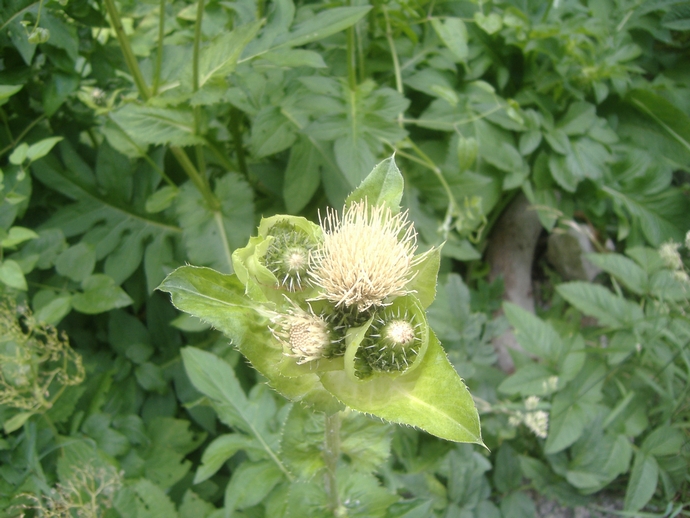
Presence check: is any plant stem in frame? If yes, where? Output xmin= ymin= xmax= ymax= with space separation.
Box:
xmin=103 ymin=0 xmax=151 ymax=100
xmin=152 ymin=0 xmax=166 ymax=96
xmin=323 ymin=412 xmax=341 ymax=514
xmin=383 ymin=7 xmax=403 ymax=126
xmin=346 ymin=1 xmax=357 ymax=91
xmin=171 ymin=146 xmax=219 ymax=210
xmin=192 ymin=0 xmax=207 ymax=176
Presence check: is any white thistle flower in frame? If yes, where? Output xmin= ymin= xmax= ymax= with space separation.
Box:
xmin=308 ymin=200 xmax=420 ymax=312
xmin=524 ymin=409 xmax=549 ymax=439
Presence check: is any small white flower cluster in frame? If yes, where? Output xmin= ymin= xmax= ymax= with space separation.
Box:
xmin=508 ymin=396 xmax=549 ymax=439
xmin=659 ymin=237 xmax=690 ymax=285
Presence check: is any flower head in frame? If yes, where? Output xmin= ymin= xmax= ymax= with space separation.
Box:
xmin=308 ymin=200 xmax=419 ymax=312
xmin=271 ymin=302 xmax=339 ymax=364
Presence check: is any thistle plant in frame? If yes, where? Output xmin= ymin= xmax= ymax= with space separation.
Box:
xmin=158 ymin=157 xmax=482 ymax=512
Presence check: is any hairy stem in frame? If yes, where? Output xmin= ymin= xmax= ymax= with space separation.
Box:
xmin=323 ymin=412 xmax=341 ymax=514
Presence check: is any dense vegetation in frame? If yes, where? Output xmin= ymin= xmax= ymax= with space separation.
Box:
xmin=1 ymin=0 xmax=689 ymax=516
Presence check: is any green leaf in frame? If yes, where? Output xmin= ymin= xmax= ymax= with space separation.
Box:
xmin=261 ymin=48 xmax=327 ymax=68
xmin=346 ymin=155 xmax=404 ymax=212
xmin=585 ymin=253 xmax=648 ymax=295
xmin=503 ymin=302 xmax=564 ymax=361
xmin=272 ymin=6 xmax=372 ymax=49
xmin=110 ymin=104 xmax=204 ymax=147
xmin=55 ymin=242 xmax=96 ymax=283
xmin=284 ymin=137 xmax=321 ymax=213
xmin=320 ymin=330 xmax=483 ymax=444
xmin=642 ymin=426 xmax=685 ymax=457
xmin=224 ymin=460 xmax=285 ymax=513
xmin=31 ymin=145 xmax=179 ymax=287
xmin=194 ymin=433 xmax=257 ymax=483
xmin=26 ymin=137 xmax=63 ymax=162
xmin=250 ymin=105 xmax=297 ymax=158
xmin=500 ymin=491 xmax=536 ymax=518
xmin=3 ymin=411 xmax=33 ymax=433
xmin=0 ymin=85 xmax=23 ymax=107
xmin=557 ymin=102 xmax=597 ymax=136
xmin=556 ymin=281 xmax=643 ymax=328
xmin=1 ymin=226 xmax=38 ymax=248
xmin=627 ymin=89 xmax=690 ymax=156
xmin=145 ymin=186 xmax=178 ymax=213
xmin=474 ymin=12 xmax=503 ymax=34
xmin=624 ymin=451 xmax=659 ymax=512
xmin=175 ymin=174 xmax=254 ymax=273
xmin=132 ymin=478 xmax=180 ymax=518
xmin=431 ymin=17 xmax=468 ymax=62
xmin=0 ymin=259 xmax=27 ymax=290
xmin=180 ymin=346 xmax=291 ymax=479
xmin=198 ymin=21 xmax=262 ymax=88
xmin=72 ymin=274 xmax=133 ymax=314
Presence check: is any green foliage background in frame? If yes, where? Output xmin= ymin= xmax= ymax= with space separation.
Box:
xmin=1 ymin=0 xmax=689 ymax=516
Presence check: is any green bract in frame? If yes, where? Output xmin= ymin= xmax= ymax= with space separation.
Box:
xmin=159 ymin=157 xmax=483 ymax=444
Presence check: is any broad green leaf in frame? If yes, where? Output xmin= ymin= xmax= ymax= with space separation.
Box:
xmin=346 ymin=155 xmax=404 ymax=212
xmin=493 ymin=443 xmax=522 ymax=494
xmin=284 ymin=137 xmax=321 ymax=213
xmin=55 ymin=243 xmax=95 ymax=283
xmin=500 ymin=491 xmax=536 ymax=518
xmin=3 ymin=411 xmax=33 ymax=434
xmin=0 ymin=85 xmax=23 ymax=106
xmin=557 ymin=102 xmax=597 ymax=136
xmin=474 ymin=12 xmax=503 ymax=34
xmin=180 ymin=346 xmax=292 ymax=480
xmin=9 ymin=143 xmax=28 ymax=165
xmin=72 ymin=274 xmax=133 ymax=314
xmin=175 ymin=174 xmax=254 ymax=273
xmin=224 ymin=460 xmax=285 ymax=513
xmin=503 ymin=302 xmax=564 ymax=361
xmin=566 ymin=428 xmax=632 ymax=493
xmin=179 ymin=491 xmax=215 ymax=518
xmin=198 ymin=21 xmax=262 ymax=88
xmin=320 ymin=330 xmax=483 ymax=444
xmin=407 ymin=247 xmax=441 ymax=309
xmin=624 ymin=451 xmax=659 ymax=512
xmin=641 ymin=426 xmax=685 ymax=457
xmin=585 ymin=253 xmax=648 ymax=295
xmin=0 ymin=259 xmax=27 ymax=290
xmin=272 ymin=6 xmax=372 ymax=49
xmin=544 ymin=363 xmax=605 ymax=454
xmin=498 ymin=363 xmax=559 ymax=396
xmin=287 ymin=466 xmax=397 ymax=518
xmin=132 ymin=478 xmax=180 ymax=518
xmin=194 ymin=433 xmax=258 ymax=483
xmin=556 ymin=281 xmax=643 ymax=328
xmin=431 ymin=18 xmax=468 ymax=62
xmin=110 ymin=104 xmax=203 ymax=147
xmin=1 ymin=226 xmax=38 ymax=248
xmin=31 ymin=145 xmax=179 ymax=288
xmin=33 ymin=294 xmax=72 ymax=325
xmin=627 ymin=89 xmax=690 ymax=155
xmin=604 ymin=185 xmax=689 ymax=245
xmin=26 ymin=136 xmax=63 ymax=162
xmin=145 ymin=186 xmax=178 ymax=213
xmin=158 ymin=265 xmax=338 ymax=413
xmin=261 ymin=48 xmax=327 ymax=68
xmin=250 ymin=105 xmax=297 ymax=158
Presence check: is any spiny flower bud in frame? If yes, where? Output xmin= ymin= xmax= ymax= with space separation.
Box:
xmin=355 ymin=304 xmax=424 ymax=378
xmin=264 ymin=222 xmax=315 ymax=292
xmin=271 ymin=302 xmax=343 ymax=364
xmin=309 ymin=200 xmax=419 ymax=312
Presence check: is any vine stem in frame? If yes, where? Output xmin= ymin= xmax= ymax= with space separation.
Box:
xmin=192 ymin=0 xmax=208 ymax=177
xmin=346 ymin=0 xmax=357 ymax=90
xmin=323 ymin=411 xmax=342 ymax=514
